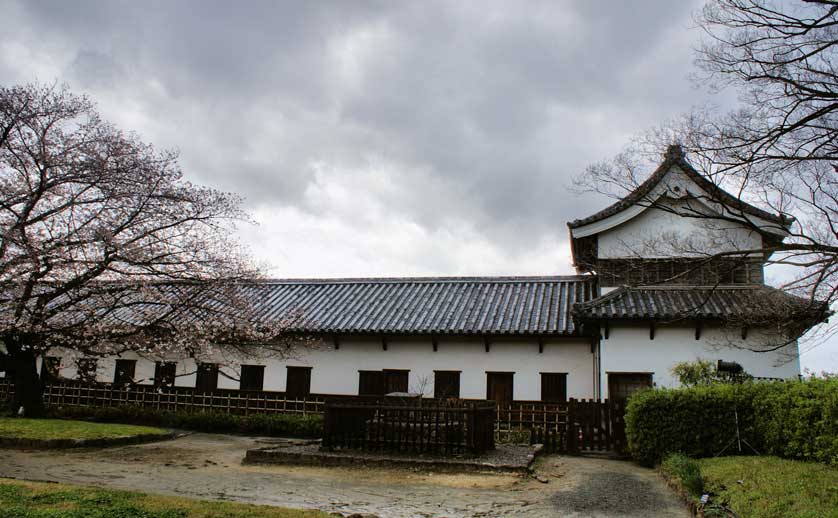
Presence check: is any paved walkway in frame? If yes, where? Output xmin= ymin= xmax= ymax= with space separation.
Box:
xmin=0 ymin=433 xmax=688 ymax=518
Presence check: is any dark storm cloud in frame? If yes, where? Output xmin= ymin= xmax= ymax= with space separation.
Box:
xmin=2 ymin=0 xmax=706 ymax=269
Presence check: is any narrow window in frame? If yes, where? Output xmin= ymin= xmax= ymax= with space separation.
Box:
xmin=285 ymin=366 xmax=312 ymax=398
xmin=240 ymin=365 xmax=265 ymax=391
xmin=40 ymin=356 xmax=61 ymax=382
xmin=383 ymin=369 xmax=409 ymax=393
xmin=540 ymin=372 xmax=568 ymax=403
xmin=113 ymin=359 xmax=136 ymax=386
xmin=154 ymin=361 xmax=177 ymax=389
xmin=76 ymin=357 xmax=98 ymax=383
xmin=195 ymin=363 xmax=219 ymax=393
xmin=358 ymin=370 xmax=385 ymax=396
xmin=434 ymin=370 xmax=461 ymax=398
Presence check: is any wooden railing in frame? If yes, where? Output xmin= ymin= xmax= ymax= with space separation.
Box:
xmin=322 ymin=398 xmax=496 ymax=454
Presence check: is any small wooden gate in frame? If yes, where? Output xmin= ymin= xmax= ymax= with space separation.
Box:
xmin=529 ymin=398 xmax=626 ymax=454
xmin=565 ymin=398 xmax=626 ymax=453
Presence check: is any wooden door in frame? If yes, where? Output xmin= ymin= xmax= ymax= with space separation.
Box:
xmin=486 ymin=372 xmax=514 ymax=406
xmin=286 ymin=366 xmax=312 ymax=398
xmin=358 ymin=370 xmax=385 ymax=396
xmin=608 ymin=372 xmax=652 ymax=400
xmin=196 ymin=363 xmax=219 ymax=393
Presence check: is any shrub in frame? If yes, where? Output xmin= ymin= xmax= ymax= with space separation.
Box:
xmin=661 ymin=453 xmax=704 ymax=497
xmin=48 ymin=405 xmax=323 ymax=438
xmin=671 ymin=359 xmax=750 ymax=387
xmin=625 ymin=377 xmax=838 ymax=465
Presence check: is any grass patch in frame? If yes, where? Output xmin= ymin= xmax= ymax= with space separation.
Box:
xmin=0 ymin=417 xmax=167 ymax=441
xmin=697 ymin=456 xmax=838 ymax=518
xmin=0 ymin=478 xmax=330 ymax=517
xmin=661 ymin=454 xmax=838 ymax=517
xmin=660 ymin=453 xmax=703 ymax=498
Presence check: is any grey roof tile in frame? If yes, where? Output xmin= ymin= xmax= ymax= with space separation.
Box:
xmin=573 ymin=285 xmax=827 ymax=325
xmin=253 ymin=276 xmax=598 ymax=336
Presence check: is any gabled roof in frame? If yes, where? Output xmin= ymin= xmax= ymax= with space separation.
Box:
xmin=179 ymin=276 xmax=599 ymax=337
xmin=572 ymin=285 xmax=828 ymax=328
xmin=569 ymin=145 xmax=792 ymax=235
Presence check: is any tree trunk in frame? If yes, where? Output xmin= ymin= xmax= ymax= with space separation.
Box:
xmin=6 ymin=342 xmax=44 ymax=417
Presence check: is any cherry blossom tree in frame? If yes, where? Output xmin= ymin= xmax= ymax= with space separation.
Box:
xmin=0 ymin=83 xmax=304 ymax=416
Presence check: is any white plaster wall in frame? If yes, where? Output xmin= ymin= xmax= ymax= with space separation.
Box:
xmin=597 ymin=198 xmax=763 ymax=259
xmin=39 ymin=349 xmax=202 ymax=388
xmin=44 ymin=337 xmax=596 ymax=400
xmin=600 ymin=323 xmax=800 ymax=397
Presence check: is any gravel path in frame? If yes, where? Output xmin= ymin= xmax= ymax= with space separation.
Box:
xmin=0 ymin=432 xmax=688 ymax=518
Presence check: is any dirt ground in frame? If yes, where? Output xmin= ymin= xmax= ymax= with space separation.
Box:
xmin=0 ymin=433 xmax=689 ymax=518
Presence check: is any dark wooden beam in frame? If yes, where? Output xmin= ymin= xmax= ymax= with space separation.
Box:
xmin=484 ymin=338 xmax=490 ymax=353
xmin=432 ymin=338 xmax=438 ymax=352
xmin=333 ymin=336 xmax=340 ymax=350
xmin=382 ymin=337 xmax=388 ymax=351
xmin=741 ymin=327 xmax=748 ymax=340
xmin=695 ymin=321 xmax=703 ymax=340
xmin=538 ymin=340 xmax=544 ymax=354
xmin=603 ymin=322 xmax=610 ymax=340
xmin=649 ymin=323 xmax=655 ymax=340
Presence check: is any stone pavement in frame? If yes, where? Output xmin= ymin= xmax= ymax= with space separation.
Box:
xmin=0 ymin=432 xmax=689 ymax=518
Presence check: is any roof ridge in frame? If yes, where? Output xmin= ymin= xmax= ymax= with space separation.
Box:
xmin=567 ymin=148 xmax=790 ymax=229
xmin=254 ymin=275 xmax=596 ymax=284
xmin=628 ymin=284 xmax=766 ymax=291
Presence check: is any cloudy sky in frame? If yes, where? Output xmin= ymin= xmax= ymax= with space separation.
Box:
xmin=2 ymin=0 xmax=835 ymax=371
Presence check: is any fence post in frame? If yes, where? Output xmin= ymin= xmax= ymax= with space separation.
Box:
xmin=567 ymin=398 xmax=578 ymax=454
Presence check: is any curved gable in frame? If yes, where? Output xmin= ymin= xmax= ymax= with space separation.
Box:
xmin=569 ymin=145 xmax=793 ymax=269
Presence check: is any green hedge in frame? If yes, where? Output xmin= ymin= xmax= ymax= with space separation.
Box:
xmin=625 ymin=377 xmax=838 ymax=465
xmin=48 ymin=405 xmax=323 ymax=438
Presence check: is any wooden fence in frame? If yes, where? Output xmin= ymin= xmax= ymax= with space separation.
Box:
xmin=495 ymin=401 xmax=569 ymax=442
xmin=504 ymin=398 xmax=627 ymax=454
xmin=0 ymin=379 xmax=626 ymax=453
xmin=0 ymin=379 xmax=325 ymax=416
xmin=322 ymin=398 xmax=495 ymax=454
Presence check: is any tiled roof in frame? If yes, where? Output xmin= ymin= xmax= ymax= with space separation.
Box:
xmin=568 ymin=145 xmax=791 ymax=230
xmin=231 ymin=276 xmax=598 ymax=336
xmin=572 ymin=285 xmax=826 ymax=324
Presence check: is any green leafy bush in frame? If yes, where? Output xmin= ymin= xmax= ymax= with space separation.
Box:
xmin=625 ymin=377 xmax=838 ymax=465
xmin=661 ymin=453 xmax=704 ymax=497
xmin=48 ymin=405 xmax=323 ymax=438
xmin=671 ymin=359 xmax=750 ymax=387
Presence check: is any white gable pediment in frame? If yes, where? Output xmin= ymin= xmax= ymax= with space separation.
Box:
xmin=570 ymin=165 xmax=788 ymax=240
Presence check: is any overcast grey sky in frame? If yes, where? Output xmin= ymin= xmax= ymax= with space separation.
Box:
xmin=2 ymin=0 xmax=835 ymax=371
